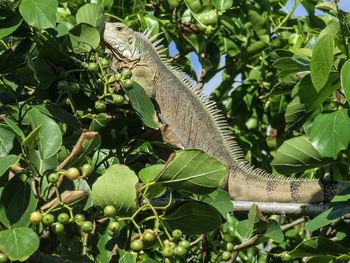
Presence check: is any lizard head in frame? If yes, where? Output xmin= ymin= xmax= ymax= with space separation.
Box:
xmin=102 ymin=22 xmax=141 ymax=62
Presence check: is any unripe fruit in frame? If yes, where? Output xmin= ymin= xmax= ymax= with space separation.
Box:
xmin=81 ymin=163 xmax=92 ymax=177
xmin=175 ymin=245 xmax=187 ymax=257
xmin=100 ymin=58 xmax=109 ymax=67
xmin=57 ymin=80 xmax=69 ymax=91
xmin=48 ymin=173 xmax=59 ymax=183
xmin=226 ymin=242 xmax=234 ymax=251
xmin=122 ymin=79 xmax=133 ymax=89
xmin=112 ymin=94 xmax=124 ymax=105
xmin=65 ymin=167 xmax=80 ymax=180
xmin=0 ymin=253 xmax=8 ymax=263
xmin=42 ymin=214 xmax=55 ymax=226
xmin=222 ymin=251 xmax=231 ymax=261
xmin=88 ymin=62 xmax=98 ymax=71
xmin=95 ymin=100 xmax=106 ymax=112
xmin=162 ymin=247 xmax=174 ymax=257
xmin=30 ymin=211 xmax=42 ymax=224
xmin=172 ymin=229 xmax=182 ymax=239
xmin=108 ymin=221 xmax=120 ymax=237
xmin=104 ymin=205 xmax=116 ymax=217
xmin=53 ymin=222 xmax=65 ymax=234
xmin=122 ymin=68 xmax=132 ymax=79
xmin=178 ymin=240 xmax=190 ymax=248
xmin=57 ymin=213 xmax=70 ymax=224
xmin=143 ymin=230 xmax=155 ymax=242
xmin=165 ymin=241 xmax=176 ymax=249
xmin=74 ymin=214 xmax=85 ymax=223
xmin=130 ymin=239 xmax=143 ymax=251
xmin=81 ymin=221 xmax=93 ymax=233
xmin=68 ymin=83 xmax=80 ymax=94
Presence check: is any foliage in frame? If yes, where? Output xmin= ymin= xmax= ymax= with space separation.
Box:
xmin=0 ymin=0 xmax=350 ymax=262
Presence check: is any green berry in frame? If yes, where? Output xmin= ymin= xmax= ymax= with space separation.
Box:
xmin=122 ymin=79 xmax=133 ymax=89
xmin=57 ymin=213 xmax=70 ymax=224
xmin=112 ymin=94 xmax=124 ymax=105
xmin=100 ymin=58 xmax=109 ymax=67
xmin=48 ymin=173 xmax=59 ymax=183
xmin=115 ymin=73 xmax=122 ymax=81
xmin=104 ymin=205 xmax=116 ymax=217
xmin=130 ymin=239 xmax=143 ymax=251
xmin=43 ymin=214 xmax=55 ymax=226
xmin=162 ymin=247 xmax=174 ymax=257
xmin=81 ymin=163 xmax=93 ymax=177
xmin=30 ymin=211 xmax=42 ymax=224
xmin=57 ymin=80 xmax=69 ymax=91
xmin=172 ymin=229 xmax=182 ymax=239
xmin=122 ymin=68 xmax=132 ymax=79
xmin=143 ymin=230 xmax=155 ymax=242
xmin=0 ymin=253 xmax=8 ymax=263
xmin=165 ymin=241 xmax=176 ymax=249
xmin=68 ymin=83 xmax=80 ymax=94
xmin=53 ymin=222 xmax=65 ymax=234
xmin=95 ymin=100 xmax=106 ymax=112
xmin=74 ymin=214 xmax=85 ymax=223
xmin=226 ymin=242 xmax=234 ymax=252
xmin=81 ymin=221 xmax=93 ymax=233
xmin=88 ymin=62 xmax=98 ymax=72
xmin=222 ymin=251 xmax=231 ymax=261
xmin=175 ymin=245 xmax=187 ymax=257
xmin=178 ymin=240 xmax=190 ymax=248
xmin=108 ymin=221 xmax=121 ymax=237
xmin=65 ymin=167 xmax=80 ymax=180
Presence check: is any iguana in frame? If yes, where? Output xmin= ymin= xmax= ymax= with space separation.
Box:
xmin=102 ymin=22 xmax=350 ymax=204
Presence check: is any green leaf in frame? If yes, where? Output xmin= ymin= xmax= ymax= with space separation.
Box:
xmin=0 ymin=227 xmax=39 ymax=261
xmin=76 ymin=3 xmax=105 ymax=27
xmin=271 ymin=136 xmax=332 ymax=174
xmin=22 ymin=125 xmax=41 ymax=149
xmin=306 ymin=187 xmax=350 ymax=231
xmin=0 ymin=176 xmax=37 ymax=228
xmin=123 ymin=81 xmax=158 ymax=129
xmin=221 ymin=37 xmax=240 ymax=57
xmin=248 ymin=8 xmax=269 ymax=42
xmin=163 ymin=201 xmax=222 ymax=235
xmin=138 ymin=165 xmax=166 ymax=199
xmin=19 ymin=0 xmax=57 ymax=29
xmin=92 ymin=165 xmax=139 ymax=216
xmin=4 ymin=117 xmax=25 ymax=142
xmin=298 ymin=73 xmax=339 ymax=112
xmin=117 ymin=249 xmax=136 ymax=263
xmin=310 ymin=110 xmax=350 ymax=159
xmin=28 ymin=108 xmax=62 ymax=159
xmin=69 ymin=23 xmax=100 ymax=53
xmin=310 ymin=35 xmax=334 ymax=92
xmin=264 ymin=219 xmax=284 ymax=243
xmin=0 ymin=154 xmax=20 ymax=177
xmin=211 ymin=0 xmax=233 ymax=10
xmin=0 ymin=14 xmax=22 ymax=39
xmin=200 ymin=188 xmax=233 ymax=217
xmin=341 ymin=59 xmax=350 ymax=103
xmin=287 ymin=237 xmax=349 ymax=258
xmin=285 ymin=96 xmax=307 ymax=131
xmin=0 ymin=124 xmax=15 ymax=156
xmin=156 ymin=149 xmax=227 ymax=194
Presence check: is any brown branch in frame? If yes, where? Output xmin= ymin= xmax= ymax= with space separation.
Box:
xmin=234 ymin=234 xmax=260 ymax=251
xmin=48 ymin=131 xmax=99 ymax=199
xmin=197 ymin=70 xmax=207 ymax=91
xmin=280 ymin=217 xmax=305 ymax=231
xmin=41 ymin=190 xmax=88 ymax=210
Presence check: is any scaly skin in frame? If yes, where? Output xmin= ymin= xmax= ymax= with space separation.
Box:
xmin=103 ymin=22 xmax=350 ymax=203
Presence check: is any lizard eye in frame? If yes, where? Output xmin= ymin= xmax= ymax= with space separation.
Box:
xmin=116 ymin=25 xmax=123 ymax=31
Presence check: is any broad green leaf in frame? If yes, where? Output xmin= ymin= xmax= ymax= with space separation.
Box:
xmin=310 ymin=110 xmax=350 ymax=159
xmin=298 ymin=73 xmax=339 ymax=112
xmin=271 ymin=136 xmax=332 ymax=174
xmin=211 ymin=0 xmax=233 ymax=10
xmin=0 ymin=176 xmax=37 ymax=228
xmin=248 ymin=9 xmax=269 ymax=42
xmin=221 ymin=37 xmax=240 ymax=57
xmin=117 ymin=249 xmax=136 ymax=263
xmin=69 ymin=23 xmax=100 ymax=53
xmin=22 ymin=125 xmax=41 ymax=149
xmin=184 ymin=0 xmax=218 ymax=26
xmin=28 ymin=150 xmax=58 ymax=174
xmin=123 ymin=81 xmax=158 ymax=129
xmin=0 ymin=227 xmax=39 ymax=261
xmin=0 ymin=154 xmax=20 ymax=177
xmin=156 ymin=149 xmax=227 ymax=194
xmin=310 ymin=35 xmax=334 ymax=92
xmin=19 ymin=0 xmax=57 ymax=29
xmin=138 ymin=165 xmax=166 ymax=199
xmin=284 ymin=96 xmax=307 ymax=131
xmin=306 ymin=256 xmax=336 ymax=263
xmin=76 ymin=3 xmax=104 ymax=27
xmin=264 ymin=220 xmax=284 ymax=243
xmin=341 ymin=59 xmax=350 ymax=103
xmin=287 ymin=237 xmax=348 ymax=258
xmin=306 ymin=187 xmax=350 ymax=231
xmin=0 ymin=124 xmax=15 ymax=156
xmin=0 ymin=14 xmax=22 ymax=38
xmin=237 ymin=219 xmax=252 ymax=239
xmin=4 ymin=117 xmax=25 ymax=142
xmin=163 ymin=201 xmax=222 ymax=235
xmin=200 ymin=188 xmax=233 ymax=217
xmin=28 ymin=108 xmax=62 ymax=159
xmin=92 ymin=165 xmax=139 ymax=216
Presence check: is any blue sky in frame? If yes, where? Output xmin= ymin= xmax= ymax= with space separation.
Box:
xmin=169 ymin=0 xmax=350 ymax=94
